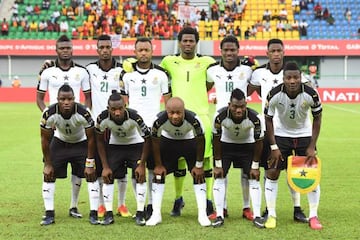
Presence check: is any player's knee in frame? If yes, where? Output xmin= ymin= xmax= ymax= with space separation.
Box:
xmin=174 ymin=169 xmax=186 ymax=177
xmin=266 ymin=168 xmax=280 ymax=180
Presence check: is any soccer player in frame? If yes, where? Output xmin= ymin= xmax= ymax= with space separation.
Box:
xmin=264 ymin=62 xmax=322 ymax=230
xmin=120 ymin=37 xmax=171 ymax=219
xmin=206 ymin=35 xmax=254 ymax=221
xmin=86 ymin=34 xmax=131 ymax=219
xmin=37 ymin=34 xmax=91 ymax=219
xmin=160 ymin=27 xmax=216 ymax=217
xmin=145 ymin=97 xmax=211 ymax=227
xmin=211 ymin=88 xmax=264 ymax=228
xmin=247 ymin=38 xmax=308 ymax=223
xmin=40 ymin=84 xmax=97 ymax=225
xmin=95 ymin=91 xmax=151 ymax=226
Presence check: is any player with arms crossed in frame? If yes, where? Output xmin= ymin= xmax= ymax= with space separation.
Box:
xmin=40 ymin=85 xmax=97 ymax=225
xmin=95 ymin=91 xmax=151 ymax=226
xmin=37 ymin=35 xmax=91 ymax=219
xmin=247 ymin=38 xmax=308 ymax=224
xmin=145 ymin=97 xmax=211 ymax=227
xmin=207 ymin=35 xmax=254 ymax=220
xmin=160 ymin=27 xmax=216 ymax=217
xmin=264 ymin=62 xmax=323 ymax=230
xmin=120 ymin=37 xmax=171 ymax=219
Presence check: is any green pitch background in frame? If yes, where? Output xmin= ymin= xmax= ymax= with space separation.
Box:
xmin=0 ymin=103 xmax=359 ymax=239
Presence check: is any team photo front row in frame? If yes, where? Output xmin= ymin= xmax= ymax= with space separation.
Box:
xmin=39 ymin=62 xmax=322 ymax=230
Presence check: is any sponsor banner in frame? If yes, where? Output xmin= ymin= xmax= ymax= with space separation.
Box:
xmin=213 ymin=40 xmax=360 ymax=56
xmin=1 ymin=40 xmax=360 ymax=56
xmin=1 ymin=88 xmax=359 ymax=102
xmin=0 ymin=39 xmax=162 ymax=56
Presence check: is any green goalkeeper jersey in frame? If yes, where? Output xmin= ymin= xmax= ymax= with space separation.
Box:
xmin=160 ymin=54 xmax=216 ymax=116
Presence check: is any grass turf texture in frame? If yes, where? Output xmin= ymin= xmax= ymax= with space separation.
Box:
xmin=0 ymin=103 xmax=359 ymax=240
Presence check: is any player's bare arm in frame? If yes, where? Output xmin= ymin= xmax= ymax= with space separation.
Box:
xmin=41 ymin=128 xmax=55 ymax=182
xmin=249 ymin=139 xmax=263 ymax=181
xmin=95 ymin=130 xmax=112 ymax=183
xmin=84 ymin=127 xmax=96 ymax=182
xmin=151 ymin=136 xmax=167 ymax=177
xmin=247 ymin=83 xmax=261 ymax=97
xmin=135 ymin=137 xmax=150 ymax=183
xmin=306 ymin=113 xmax=322 ymax=165
xmin=212 ymin=134 xmax=224 ymax=178
xmin=36 ymin=91 xmax=47 ymax=112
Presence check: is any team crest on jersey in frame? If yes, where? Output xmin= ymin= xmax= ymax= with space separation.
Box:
xmin=301 ymin=101 xmax=308 ymax=108
xmin=41 ymin=118 xmax=46 ymax=125
xmin=75 ymin=74 xmax=80 ymax=81
xmin=287 ymin=156 xmax=321 ymax=194
xmin=152 ymin=77 xmax=158 ymax=85
xmin=239 ymin=73 xmax=245 ymax=80
xmin=119 ymin=80 xmax=124 ymax=89
xmin=114 ymin=73 xmax=120 ymax=81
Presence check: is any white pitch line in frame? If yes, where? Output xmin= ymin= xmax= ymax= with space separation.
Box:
xmin=326 ymin=104 xmax=360 ymax=114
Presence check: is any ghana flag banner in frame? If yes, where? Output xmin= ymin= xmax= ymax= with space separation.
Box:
xmin=287 ymin=156 xmax=321 ymax=194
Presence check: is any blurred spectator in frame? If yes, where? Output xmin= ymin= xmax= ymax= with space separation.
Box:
xmin=234 ymin=25 xmax=241 ymax=38
xmin=244 ymin=27 xmax=251 ymax=39
xmin=284 ymin=20 xmax=292 ymax=31
xmin=263 ymin=9 xmax=271 ymax=21
xmin=11 ymin=14 xmax=20 ymax=27
xmin=51 ymin=9 xmax=61 ymax=23
xmin=1 ymin=18 xmax=9 ymax=36
xmin=291 ymin=19 xmax=299 ymax=30
xmin=34 ymin=4 xmax=41 ymax=15
xmin=12 ymin=76 xmax=21 ymax=88
xmin=46 ymin=19 xmax=54 ymax=31
xmin=279 ymin=8 xmax=288 ymax=21
xmin=205 ymin=18 xmax=212 ymax=38
xmin=276 ymin=20 xmax=285 ymax=32
xmin=200 ymin=9 xmax=207 ymax=21
xmin=314 ymin=3 xmax=322 ymax=20
xmin=299 ymin=0 xmax=308 ymax=10
xmin=25 ymin=4 xmax=34 ymax=15
xmin=326 ymin=14 xmax=335 ymax=25
xmin=263 ymin=19 xmax=271 ymax=32
xmin=60 ymin=20 xmax=69 ymax=32
xmin=42 ymin=0 xmax=50 ymax=10
xmin=322 ymin=8 xmax=329 ymax=20
xmin=218 ymin=0 xmax=225 ymax=15
xmin=10 ymin=2 xmax=19 ymax=16
xmin=29 ymin=20 xmax=38 ymax=32
xmin=0 ymin=77 xmax=2 ymax=87
xmin=218 ymin=24 xmax=227 ymax=38
xmin=344 ymin=8 xmax=351 ymax=22
xmin=271 ymin=9 xmax=280 ymax=20
xmin=292 ymin=0 xmax=300 ymax=14
xmin=304 ymin=61 xmax=319 ymax=88
xmin=77 ymin=0 xmax=84 ymax=17
xmin=39 ymin=20 xmax=48 ymax=31
xmin=299 ymin=19 xmax=308 ymax=36
xmin=211 ymin=0 xmax=219 ymax=20
xmin=66 ymin=6 xmax=76 ymax=20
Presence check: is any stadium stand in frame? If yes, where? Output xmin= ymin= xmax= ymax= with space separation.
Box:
xmin=0 ymin=0 xmax=359 ymax=40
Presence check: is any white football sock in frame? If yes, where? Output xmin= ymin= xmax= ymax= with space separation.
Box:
xmin=213 ymin=178 xmax=225 ymax=218
xmin=147 ymin=169 xmax=154 ymax=205
xmin=117 ymin=176 xmax=127 ymax=206
xmin=42 ymin=182 xmax=55 ymax=211
xmin=265 ymin=178 xmax=278 ymax=217
xmin=136 ymin=182 xmax=147 ymax=211
xmin=249 ymin=179 xmax=262 ymax=218
xmin=241 ymin=170 xmax=250 ymax=209
xmin=151 ymin=183 xmax=164 ymax=215
xmin=102 ymin=183 xmax=114 ymax=212
xmin=87 ymin=180 xmax=100 ymax=211
xmin=98 ymin=177 xmax=104 ymax=206
xmin=307 ymin=185 xmax=320 ymax=218
xmin=70 ymin=175 xmax=81 ymax=209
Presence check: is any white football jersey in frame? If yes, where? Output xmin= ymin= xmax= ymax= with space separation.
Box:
xmin=207 ymin=60 xmax=253 ymax=111
xmin=37 ymin=60 xmax=91 ymax=105
xmin=96 ymin=108 xmax=151 ymax=145
xmin=86 ymin=59 xmax=123 ymax=118
xmin=40 ymin=103 xmax=94 ymax=143
xmin=264 ymin=84 xmax=322 ymax=137
xmin=120 ymin=64 xmax=170 ymax=126
xmin=152 ymin=110 xmax=204 ymax=140
xmin=212 ymin=107 xmax=264 ymax=144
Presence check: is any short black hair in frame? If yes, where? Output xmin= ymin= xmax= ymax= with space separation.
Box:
xmin=267 ymin=38 xmax=283 ymax=48
xmin=178 ymin=27 xmax=199 ymax=43
xmin=57 ymin=34 xmax=71 ymax=43
xmin=108 ymin=90 xmax=122 ymax=104
xmin=220 ymin=35 xmax=239 ymax=49
xmin=135 ymin=37 xmax=152 ymax=47
xmin=283 ymin=61 xmax=301 ymax=73
xmin=230 ymin=88 xmax=246 ymax=101
xmin=58 ymin=84 xmax=74 ymax=95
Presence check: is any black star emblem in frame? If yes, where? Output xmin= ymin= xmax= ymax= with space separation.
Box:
xmin=234 ymin=126 xmax=239 ymax=131
xmin=64 ymin=75 xmax=69 ymax=81
xmin=227 ymin=74 xmax=232 ymax=80
xmin=141 ymin=79 xmax=147 ymax=84
xmin=290 ymin=103 xmax=296 ymax=108
xmin=273 ymin=79 xmax=278 ymax=84
xmin=299 ymin=169 xmax=307 ymax=177
xmin=66 ymin=123 xmax=70 ymax=127
xmin=103 ymin=75 xmax=108 ymax=80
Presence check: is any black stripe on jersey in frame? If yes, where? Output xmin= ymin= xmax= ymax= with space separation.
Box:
xmin=127 ymin=108 xmax=151 ymax=137
xmin=153 ymin=64 xmax=171 ymax=79
xmin=213 ymin=108 xmax=228 ymax=136
xmin=184 ymin=110 xmax=204 ymax=136
xmin=207 ymin=61 xmax=220 ymax=69
xmin=95 ymin=110 xmax=109 ymax=132
xmin=266 ymin=84 xmax=283 ymax=102
xmin=152 ymin=111 xmax=168 ymax=137
xmin=75 ymin=103 xmax=94 ymax=127
xmin=247 ymin=108 xmax=262 ymax=140
xmin=303 ymin=85 xmax=322 ymax=116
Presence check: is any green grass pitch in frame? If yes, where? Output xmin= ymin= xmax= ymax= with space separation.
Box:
xmin=0 ymin=103 xmax=359 ymax=239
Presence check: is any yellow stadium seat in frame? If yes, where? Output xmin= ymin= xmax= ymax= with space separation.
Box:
xmin=263 ymin=31 xmax=271 ymax=39
xmin=256 ymin=31 xmax=263 ymax=39
xmin=292 ymin=30 xmax=300 ymax=39
xmin=284 ymin=31 xmax=292 ymax=39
